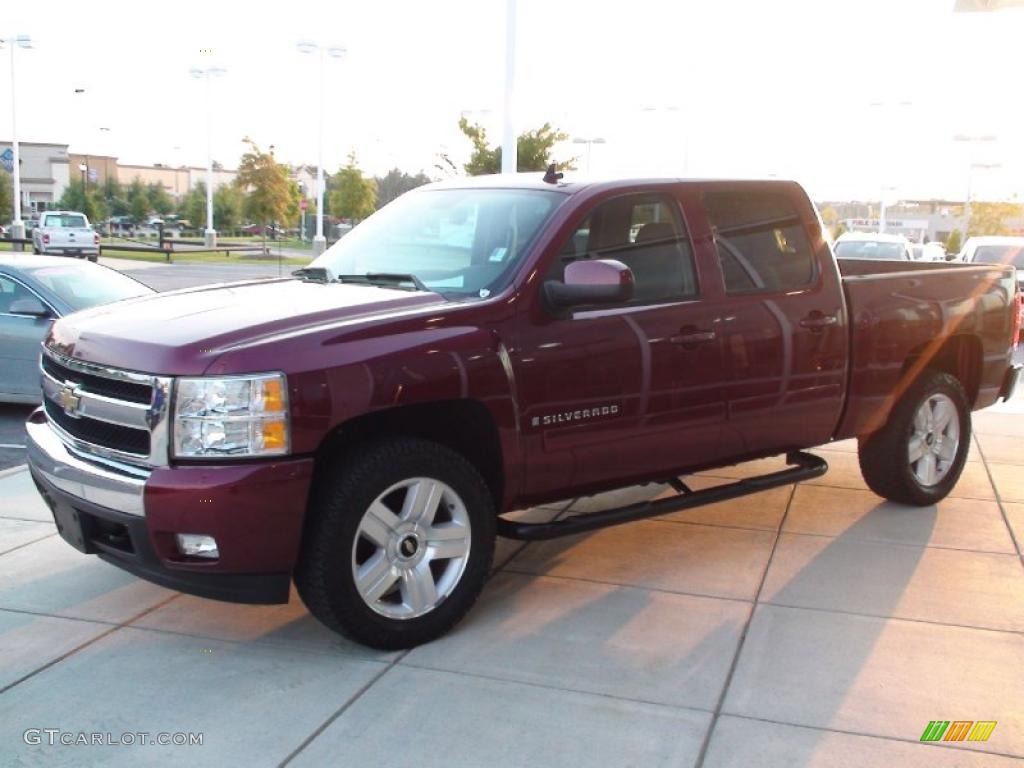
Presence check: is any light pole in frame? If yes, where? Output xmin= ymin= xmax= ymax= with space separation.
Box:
xmin=953 ymin=134 xmax=999 ymax=231
xmin=1 ymin=34 xmax=32 ymax=247
xmin=501 ymin=0 xmax=518 ymax=174
xmin=189 ymin=66 xmax=226 ymax=247
xmin=297 ymin=40 xmax=346 ymax=256
xmin=571 ymin=137 xmax=606 ymax=174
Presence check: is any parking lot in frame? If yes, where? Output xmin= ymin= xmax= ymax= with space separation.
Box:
xmin=1 ymin=370 xmax=1022 ymax=766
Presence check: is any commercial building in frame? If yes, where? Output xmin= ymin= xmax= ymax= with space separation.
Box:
xmin=0 ymin=140 xmax=71 ymax=213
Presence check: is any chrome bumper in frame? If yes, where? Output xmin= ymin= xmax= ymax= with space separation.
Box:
xmin=26 ymin=413 xmax=148 ymax=517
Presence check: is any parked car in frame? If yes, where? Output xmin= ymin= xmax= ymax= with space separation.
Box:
xmin=958 ymin=236 xmax=1024 ymax=273
xmin=834 ymin=231 xmax=913 ymax=261
xmin=31 ymin=210 xmax=101 ymax=261
xmin=26 ymin=175 xmax=1021 ymax=650
xmin=911 ymin=242 xmax=948 ymax=262
xmin=0 ymin=255 xmax=153 ymax=403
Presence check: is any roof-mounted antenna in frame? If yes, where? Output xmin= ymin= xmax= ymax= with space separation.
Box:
xmin=543 ymin=163 xmax=564 ymax=184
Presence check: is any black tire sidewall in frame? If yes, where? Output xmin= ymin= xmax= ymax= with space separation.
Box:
xmin=861 ymin=372 xmax=971 ymax=505
xmin=300 ymin=439 xmax=495 ymax=649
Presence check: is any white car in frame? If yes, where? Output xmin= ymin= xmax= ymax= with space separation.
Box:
xmin=31 ymin=210 xmax=100 ymax=261
xmin=957 ymin=236 xmax=1024 ymax=269
xmin=834 ymin=232 xmax=913 ymax=261
xmin=911 ymin=242 xmax=948 ymax=262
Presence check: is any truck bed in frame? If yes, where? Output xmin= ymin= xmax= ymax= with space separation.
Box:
xmin=834 ymin=257 xmax=1017 ymax=439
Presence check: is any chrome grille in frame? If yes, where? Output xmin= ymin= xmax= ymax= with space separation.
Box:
xmin=40 ymin=346 xmax=172 ymax=467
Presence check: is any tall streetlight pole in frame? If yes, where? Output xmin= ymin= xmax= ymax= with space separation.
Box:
xmin=190 ymin=66 xmax=226 ymax=247
xmin=571 ymin=137 xmax=606 ymax=174
xmin=953 ymin=134 xmax=998 ymax=231
xmin=501 ymin=0 xmax=517 ymax=174
xmin=297 ymin=40 xmax=346 ymax=256
xmin=1 ymin=34 xmax=32 ymax=247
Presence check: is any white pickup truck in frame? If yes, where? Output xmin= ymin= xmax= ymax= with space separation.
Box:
xmin=32 ymin=211 xmax=100 ymax=261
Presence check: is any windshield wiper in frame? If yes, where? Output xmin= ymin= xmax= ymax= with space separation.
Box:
xmin=291 ymin=267 xmax=331 ymax=282
xmin=336 ymin=273 xmax=431 ymax=292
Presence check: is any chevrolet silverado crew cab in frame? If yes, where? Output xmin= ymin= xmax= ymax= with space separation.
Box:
xmin=26 ymin=174 xmax=1021 ymax=649
xmin=32 ymin=210 xmax=101 ymax=261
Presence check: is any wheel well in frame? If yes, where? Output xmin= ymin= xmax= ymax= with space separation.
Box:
xmin=903 ymin=334 xmax=982 ymax=405
xmin=314 ymin=400 xmax=505 ymax=509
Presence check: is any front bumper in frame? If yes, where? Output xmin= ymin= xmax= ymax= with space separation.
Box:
xmin=26 ymin=411 xmax=315 ymax=604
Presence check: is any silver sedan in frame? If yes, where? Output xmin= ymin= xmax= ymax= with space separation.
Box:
xmin=0 ymin=254 xmax=153 ymax=403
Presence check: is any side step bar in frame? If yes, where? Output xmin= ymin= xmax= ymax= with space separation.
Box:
xmin=496 ymin=451 xmax=828 ymax=541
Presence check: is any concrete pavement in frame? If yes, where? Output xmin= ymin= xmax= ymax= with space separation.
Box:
xmin=0 ymin=398 xmax=1022 ymax=766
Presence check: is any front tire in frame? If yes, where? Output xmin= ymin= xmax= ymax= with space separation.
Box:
xmin=295 ymin=438 xmax=496 ymax=649
xmin=858 ymin=371 xmax=970 ymax=506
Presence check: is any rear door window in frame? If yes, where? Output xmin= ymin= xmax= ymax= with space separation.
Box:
xmin=703 ymin=190 xmax=816 ymax=294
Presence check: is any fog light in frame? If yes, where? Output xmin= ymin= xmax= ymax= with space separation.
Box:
xmin=175 ymin=534 xmax=219 ymax=559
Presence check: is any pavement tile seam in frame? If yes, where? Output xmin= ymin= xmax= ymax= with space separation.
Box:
xmin=395 ymin=658 xmax=717 ymax=716
xmin=974 ymin=444 xmax=1024 ymax=566
xmin=714 ymin=713 xmax=1024 ymax=762
xmin=693 ymin=484 xmax=799 ymax=768
xmin=119 ymin=621 xmax=396 ymax=661
xmin=0 ymin=592 xmax=181 ymax=696
xmin=768 ymin=527 xmax=1022 ymax=557
xmin=0 ymin=531 xmax=57 ymax=558
xmin=278 ymin=651 xmax=412 ymax=767
xmin=760 ymin=600 xmax=1024 ymax=637
xmin=498 ymin=567 xmax=756 ymax=606
xmin=0 ymin=465 xmax=27 ymax=480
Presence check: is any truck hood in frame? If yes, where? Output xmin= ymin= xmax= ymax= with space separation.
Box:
xmin=47 ymin=278 xmax=447 ymax=375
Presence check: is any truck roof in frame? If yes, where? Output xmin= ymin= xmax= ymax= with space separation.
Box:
xmin=422 ymin=172 xmax=805 ymax=197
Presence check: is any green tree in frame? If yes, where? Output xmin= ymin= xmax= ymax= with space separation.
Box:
xmin=945 ymin=228 xmax=963 ymax=255
xmin=213 ymin=183 xmax=245 ymax=230
xmin=129 ymin=188 xmax=150 ymax=224
xmin=329 ymin=153 xmax=377 ymax=222
xmin=101 ymin=177 xmax=129 ymax=217
xmin=0 ymin=170 xmax=11 ymax=225
xmin=967 ymin=202 xmax=1022 ymax=237
xmin=458 ymin=117 xmax=576 ymax=175
xmin=57 ymin=178 xmax=107 ymax=222
xmin=374 ymin=168 xmax=431 ymax=209
xmin=180 ymin=182 xmax=208 ymax=229
xmin=236 ymin=138 xmax=297 ymax=228
xmin=146 ymin=182 xmax=175 ymax=216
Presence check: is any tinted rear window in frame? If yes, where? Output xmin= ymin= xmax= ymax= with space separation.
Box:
xmin=44 ymin=214 xmax=88 ymax=228
xmin=972 ymin=244 xmax=1024 ymax=268
xmin=703 ymin=190 xmax=815 ymax=293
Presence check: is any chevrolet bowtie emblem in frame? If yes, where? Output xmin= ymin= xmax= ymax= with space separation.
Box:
xmin=57 ymin=383 xmax=82 ymax=417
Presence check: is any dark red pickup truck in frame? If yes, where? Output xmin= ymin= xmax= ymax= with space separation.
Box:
xmin=26 ymin=174 xmax=1021 ymax=649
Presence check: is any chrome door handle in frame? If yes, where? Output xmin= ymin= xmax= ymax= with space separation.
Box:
xmin=671 ymin=329 xmax=717 ymax=346
xmin=799 ymin=313 xmax=838 ymax=330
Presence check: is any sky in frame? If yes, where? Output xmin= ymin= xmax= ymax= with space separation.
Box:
xmin=3 ymin=0 xmax=1022 ymax=202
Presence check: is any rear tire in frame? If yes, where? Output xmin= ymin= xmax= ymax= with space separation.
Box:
xmin=295 ymin=438 xmax=495 ymax=649
xmin=858 ymin=371 xmax=970 ymax=506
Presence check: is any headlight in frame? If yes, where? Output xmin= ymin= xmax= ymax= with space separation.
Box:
xmin=172 ymin=373 xmax=289 ymax=458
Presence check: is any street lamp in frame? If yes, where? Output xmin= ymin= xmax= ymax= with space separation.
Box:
xmin=297 ymin=40 xmax=346 ymax=256
xmin=953 ymin=134 xmax=999 ymax=227
xmin=1 ymin=33 xmax=32 ymax=246
xmin=571 ymin=137 xmax=606 ymax=174
xmin=501 ymin=0 xmax=517 ymax=174
xmin=190 ymin=66 xmax=227 ymax=247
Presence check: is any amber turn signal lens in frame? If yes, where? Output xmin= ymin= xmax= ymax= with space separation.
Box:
xmin=261 ymin=419 xmax=287 ymax=450
xmin=261 ymin=378 xmax=286 ymax=413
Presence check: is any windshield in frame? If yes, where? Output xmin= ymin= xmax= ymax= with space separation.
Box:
xmin=310 ymin=188 xmax=566 ymax=297
xmin=835 ymin=240 xmax=907 ymax=260
xmin=26 ymin=263 xmax=152 ymax=311
xmin=44 ymin=214 xmax=88 ymax=228
xmin=971 ymin=244 xmax=1024 ymax=268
